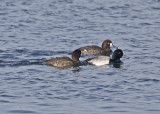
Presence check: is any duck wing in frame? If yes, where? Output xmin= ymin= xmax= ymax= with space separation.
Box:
xmin=79 ymin=45 xmax=101 ymax=55
xmin=43 ymin=57 xmax=74 ymax=67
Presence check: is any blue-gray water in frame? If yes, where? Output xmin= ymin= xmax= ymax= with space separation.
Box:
xmin=0 ymin=0 xmax=160 ymax=114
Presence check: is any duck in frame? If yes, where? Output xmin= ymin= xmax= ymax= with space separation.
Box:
xmin=86 ymin=49 xmax=123 ymax=66
xmin=78 ymin=40 xmax=117 ymax=55
xmin=42 ymin=49 xmax=81 ymax=67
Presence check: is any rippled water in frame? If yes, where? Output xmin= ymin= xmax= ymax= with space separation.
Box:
xmin=0 ymin=0 xmax=160 ymax=114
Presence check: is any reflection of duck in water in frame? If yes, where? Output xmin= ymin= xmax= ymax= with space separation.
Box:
xmin=78 ymin=40 xmax=116 ymax=55
xmin=85 ymin=49 xmax=123 ymax=66
xmin=43 ymin=49 xmax=81 ymax=67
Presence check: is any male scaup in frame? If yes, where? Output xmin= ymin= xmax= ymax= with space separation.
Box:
xmin=78 ymin=40 xmax=116 ymax=55
xmin=42 ymin=49 xmax=81 ymax=67
xmin=86 ymin=49 xmax=123 ymax=66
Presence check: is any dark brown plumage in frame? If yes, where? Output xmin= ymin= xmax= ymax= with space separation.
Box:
xmin=78 ymin=40 xmax=116 ymax=55
xmin=43 ymin=49 xmax=81 ymax=67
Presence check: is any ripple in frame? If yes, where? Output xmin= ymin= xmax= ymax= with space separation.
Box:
xmin=146 ymin=109 xmax=160 ymax=112
xmin=139 ymin=22 xmax=152 ymax=26
xmin=30 ymin=50 xmax=55 ymax=56
xmin=137 ymin=78 xmax=160 ymax=83
xmin=0 ymin=100 xmax=11 ymax=103
xmin=54 ymin=96 xmax=70 ymax=100
xmin=8 ymin=110 xmax=36 ymax=114
xmin=0 ymin=94 xmax=19 ymax=98
xmin=152 ymin=7 xmax=160 ymax=10
xmin=14 ymin=49 xmax=29 ymax=54
xmin=0 ymin=59 xmax=45 ymax=67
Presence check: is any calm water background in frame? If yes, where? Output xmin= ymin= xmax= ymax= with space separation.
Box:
xmin=0 ymin=0 xmax=160 ymax=114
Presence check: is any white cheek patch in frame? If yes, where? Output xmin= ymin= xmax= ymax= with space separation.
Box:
xmin=110 ymin=43 xmax=113 ymax=47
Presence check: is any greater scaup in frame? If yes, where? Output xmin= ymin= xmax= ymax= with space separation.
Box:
xmin=78 ymin=40 xmax=116 ymax=55
xmin=86 ymin=49 xmax=123 ymax=66
xmin=42 ymin=49 xmax=81 ymax=67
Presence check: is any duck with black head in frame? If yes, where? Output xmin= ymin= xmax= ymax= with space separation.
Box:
xmin=85 ymin=49 xmax=124 ymax=66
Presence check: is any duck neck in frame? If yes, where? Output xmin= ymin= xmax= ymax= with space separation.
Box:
xmin=110 ymin=58 xmax=121 ymax=63
xmin=101 ymin=48 xmax=111 ymax=56
xmin=72 ymin=55 xmax=79 ymax=62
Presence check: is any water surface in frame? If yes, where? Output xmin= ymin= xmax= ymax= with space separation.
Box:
xmin=0 ymin=0 xmax=160 ymax=114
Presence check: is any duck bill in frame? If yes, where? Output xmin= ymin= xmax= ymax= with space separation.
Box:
xmin=122 ymin=55 xmax=130 ymax=59
xmin=110 ymin=43 xmax=117 ymax=48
